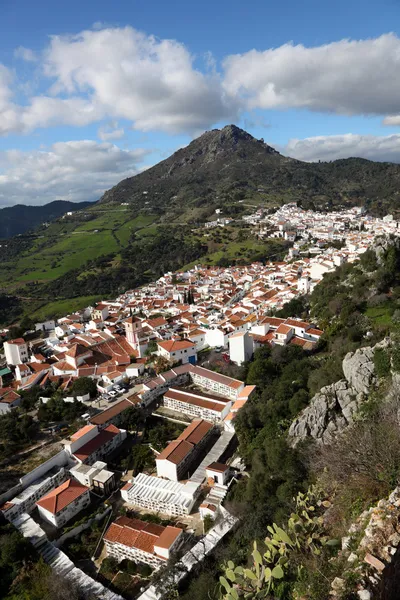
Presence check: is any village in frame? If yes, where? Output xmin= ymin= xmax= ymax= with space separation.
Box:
xmin=0 ymin=204 xmax=399 ymax=600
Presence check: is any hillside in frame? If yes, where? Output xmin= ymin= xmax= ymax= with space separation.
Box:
xmin=0 ymin=200 xmax=94 ymax=239
xmin=99 ymin=124 xmax=400 ymax=217
xmin=2 ymin=124 xmax=400 ymax=322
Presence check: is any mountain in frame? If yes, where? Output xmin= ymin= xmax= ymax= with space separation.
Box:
xmin=99 ymin=124 xmax=400 ymax=217
xmin=2 ymin=124 xmax=400 ymax=324
xmin=0 ymin=200 xmax=94 ymax=239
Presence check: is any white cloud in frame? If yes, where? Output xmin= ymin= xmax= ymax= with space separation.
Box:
xmin=14 ymin=46 xmax=38 ymax=62
xmin=284 ymin=133 xmax=400 ymax=163
xmin=382 ymin=115 xmax=400 ymax=126
xmin=2 ymin=28 xmax=400 ymax=153
xmin=98 ymin=121 xmax=125 ymax=141
xmin=223 ymin=33 xmax=400 ymax=116
xmin=0 ymin=26 xmax=238 ymax=136
xmin=0 ymin=140 xmax=149 ymax=206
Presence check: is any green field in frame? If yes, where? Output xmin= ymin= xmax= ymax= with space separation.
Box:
xmin=364 ymin=305 xmax=393 ymax=326
xmin=0 ymin=210 xmax=158 ymax=288
xmin=30 ymin=295 xmax=103 ymax=321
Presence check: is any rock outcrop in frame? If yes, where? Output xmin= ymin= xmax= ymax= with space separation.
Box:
xmin=288 ymin=342 xmax=382 ymax=445
xmin=342 ymin=346 xmax=376 ymax=395
xmin=329 ymin=487 xmax=400 ymax=599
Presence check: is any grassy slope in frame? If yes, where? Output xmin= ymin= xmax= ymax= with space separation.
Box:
xmin=0 ymin=209 xmax=156 ymax=288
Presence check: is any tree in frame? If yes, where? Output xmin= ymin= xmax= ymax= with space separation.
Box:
xmin=71 ymin=377 xmax=97 ymax=398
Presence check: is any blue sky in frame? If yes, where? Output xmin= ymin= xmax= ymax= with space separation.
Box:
xmin=1 ymin=0 xmax=400 ymax=205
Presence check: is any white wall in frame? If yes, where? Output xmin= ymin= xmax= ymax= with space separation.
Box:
xmin=20 ymin=450 xmax=69 ymax=487
xmin=156 ymin=459 xmax=178 ymax=481
xmin=4 ymin=342 xmax=28 ymax=366
xmin=205 ymin=329 xmax=226 ymax=348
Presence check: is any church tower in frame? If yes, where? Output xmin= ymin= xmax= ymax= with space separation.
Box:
xmin=125 ymin=316 xmax=143 ymax=352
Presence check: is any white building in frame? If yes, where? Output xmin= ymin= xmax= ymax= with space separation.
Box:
xmin=156 ymin=419 xmax=214 ymax=481
xmin=0 ymin=389 xmax=21 ymax=414
xmin=36 ymin=478 xmax=90 ymax=528
xmin=204 ymin=327 xmax=228 ymax=349
xmin=205 ymin=462 xmax=230 ymax=486
xmin=189 ymin=365 xmax=244 ymax=400
xmin=157 ymin=339 xmax=197 ymax=365
xmin=63 ymin=423 xmax=127 ymax=465
xmin=69 ymin=461 xmax=116 ymax=496
xmin=104 ymin=516 xmax=183 ymax=569
xmin=4 ymin=339 xmax=29 ymax=366
xmin=228 ymin=331 xmax=254 ymax=366
xmin=121 ymin=473 xmax=200 ymax=516
xmin=163 ymin=388 xmax=231 ymax=423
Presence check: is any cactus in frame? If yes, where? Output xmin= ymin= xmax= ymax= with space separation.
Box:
xmin=219 ymin=486 xmax=337 ymax=598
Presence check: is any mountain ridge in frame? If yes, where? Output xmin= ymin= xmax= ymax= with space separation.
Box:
xmin=97 ymin=124 xmax=400 ymax=217
xmin=0 ymin=200 xmax=94 ymax=239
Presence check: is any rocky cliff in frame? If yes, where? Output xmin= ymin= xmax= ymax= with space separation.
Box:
xmin=288 ymin=341 xmax=388 ymax=445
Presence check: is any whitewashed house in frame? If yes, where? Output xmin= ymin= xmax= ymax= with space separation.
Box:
xmin=36 ymin=478 xmax=90 ymax=528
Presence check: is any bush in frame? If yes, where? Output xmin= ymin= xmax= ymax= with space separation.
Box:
xmin=373 ymin=347 xmax=391 ymax=378
xmin=137 ymin=563 xmax=152 ymax=577
xmin=101 ymin=556 xmax=118 ymax=573
xmin=392 ymin=346 xmax=400 ymax=373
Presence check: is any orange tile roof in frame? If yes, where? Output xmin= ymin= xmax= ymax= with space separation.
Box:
xmin=104 ymin=516 xmax=180 ymax=557
xmin=207 ymin=462 xmax=228 ymax=473
xmin=156 ymin=439 xmax=193 ymax=464
xmin=71 ymin=424 xmax=97 ymax=441
xmin=275 ymin=324 xmax=293 ymax=335
xmin=155 ymin=526 xmax=182 ymax=549
xmin=164 ymin=388 xmax=226 ymax=413
xmin=36 ymin=479 xmax=89 ymax=515
xmin=72 ymin=424 xmax=121 ymax=462
xmin=157 ymin=339 xmax=195 ymax=353
xmin=177 ymin=419 xmax=213 ymax=445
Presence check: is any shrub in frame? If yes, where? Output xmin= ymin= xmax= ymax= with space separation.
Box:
xmin=373 ymin=347 xmax=391 ymax=378
xmin=392 ymin=346 xmax=400 ymax=373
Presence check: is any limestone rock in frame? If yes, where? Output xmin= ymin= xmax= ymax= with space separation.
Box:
xmin=342 ymin=346 xmax=376 ymax=395
xmin=289 ymin=341 xmax=382 ymax=445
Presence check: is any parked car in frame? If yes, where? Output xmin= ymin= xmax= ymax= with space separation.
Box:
xmin=102 ymin=394 xmax=111 ymax=401
xmin=215 ymin=346 xmax=223 ymax=353
xmin=109 ymin=390 xmax=118 ymax=398
xmin=114 ymin=385 xmax=123 ymax=392
xmin=107 ymin=396 xmax=116 ymax=403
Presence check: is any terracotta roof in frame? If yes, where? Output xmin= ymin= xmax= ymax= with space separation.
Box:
xmin=72 ymin=424 xmax=121 ymax=462
xmin=36 ymin=479 xmax=89 ymax=515
xmin=191 ymin=365 xmax=243 ymax=389
xmin=275 ymin=324 xmax=293 ymax=335
xmin=164 ymin=388 xmax=226 ymax=413
xmin=207 ymin=462 xmax=229 ymax=473
xmin=177 ymin=418 xmax=213 ymax=444
xmin=90 ymin=398 xmax=139 ymax=426
xmin=155 ymin=526 xmax=182 ymax=549
xmin=156 ymin=439 xmax=193 ymax=464
xmin=6 ymin=338 xmax=26 ymax=345
xmin=65 ymin=344 xmax=91 ymax=358
xmin=157 ymin=339 xmax=195 ymax=353
xmin=238 ymin=385 xmax=256 ymax=399
xmin=71 ymin=424 xmax=97 ymax=441
xmin=104 ymin=516 xmax=180 ymax=557
xmin=284 ymin=318 xmax=310 ymax=329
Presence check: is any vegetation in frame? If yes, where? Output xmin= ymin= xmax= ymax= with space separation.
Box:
xmin=180 ymin=240 xmax=400 ymax=600
xmin=0 ymin=200 xmax=93 ymax=239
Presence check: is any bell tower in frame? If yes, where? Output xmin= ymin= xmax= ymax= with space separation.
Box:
xmin=125 ymin=316 xmax=143 ymax=351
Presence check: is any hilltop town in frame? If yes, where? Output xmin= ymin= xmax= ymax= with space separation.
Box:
xmin=0 ymin=204 xmax=399 ymax=600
